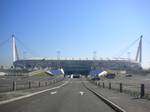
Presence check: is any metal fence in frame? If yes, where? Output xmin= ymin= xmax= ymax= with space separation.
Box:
xmin=89 ymin=79 xmax=150 ymax=100
xmin=0 ymin=76 xmax=64 ymax=93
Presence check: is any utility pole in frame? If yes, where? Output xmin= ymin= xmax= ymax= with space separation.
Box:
xmin=93 ymin=51 xmax=97 ymax=60
xmin=57 ymin=51 xmax=60 ymax=60
xmin=92 ymin=51 xmax=97 ymax=70
xmin=57 ymin=51 xmax=61 ymax=68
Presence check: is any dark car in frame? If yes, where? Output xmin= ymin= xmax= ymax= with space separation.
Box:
xmin=73 ymin=74 xmax=80 ymax=78
xmin=105 ymin=73 xmax=115 ymax=79
xmin=91 ymin=75 xmax=100 ymax=80
xmin=125 ymin=74 xmax=132 ymax=77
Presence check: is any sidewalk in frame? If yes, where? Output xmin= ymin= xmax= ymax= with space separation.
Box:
xmin=85 ymin=81 xmax=150 ymax=112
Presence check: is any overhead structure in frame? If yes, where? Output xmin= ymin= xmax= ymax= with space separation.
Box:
xmin=12 ymin=34 xmax=19 ymax=62
xmin=93 ymin=51 xmax=97 ymax=60
xmin=135 ymin=35 xmax=143 ymax=66
xmin=56 ymin=51 xmax=61 ymax=68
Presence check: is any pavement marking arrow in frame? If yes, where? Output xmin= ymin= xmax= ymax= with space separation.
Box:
xmin=79 ymin=91 xmax=84 ymax=96
xmin=51 ymin=91 xmax=57 ymax=95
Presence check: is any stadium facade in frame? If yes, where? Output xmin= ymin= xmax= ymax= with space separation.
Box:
xmin=14 ymin=59 xmax=141 ymax=75
xmin=12 ymin=35 xmax=142 ymax=75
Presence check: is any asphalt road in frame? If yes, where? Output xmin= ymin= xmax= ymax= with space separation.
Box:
xmin=0 ymin=78 xmax=114 ymax=112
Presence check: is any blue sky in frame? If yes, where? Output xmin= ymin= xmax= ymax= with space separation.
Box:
xmin=0 ymin=0 xmax=150 ymax=68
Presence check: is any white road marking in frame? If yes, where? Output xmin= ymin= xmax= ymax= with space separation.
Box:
xmin=51 ymin=91 xmax=57 ymax=95
xmin=0 ymin=81 xmax=68 ymax=105
xmin=79 ymin=91 xmax=84 ymax=96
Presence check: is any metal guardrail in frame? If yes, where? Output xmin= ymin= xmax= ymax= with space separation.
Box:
xmin=88 ymin=79 xmax=150 ymax=99
xmin=0 ymin=77 xmax=64 ymax=93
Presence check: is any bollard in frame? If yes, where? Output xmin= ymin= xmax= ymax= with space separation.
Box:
xmin=140 ymin=84 xmax=145 ymax=98
xmin=109 ymin=82 xmax=111 ymax=89
xmin=96 ymin=81 xmax=99 ymax=86
xmin=95 ymin=81 xmax=97 ymax=85
xmin=13 ymin=81 xmax=16 ymax=91
xmin=120 ymin=83 xmax=123 ymax=92
xmin=103 ymin=82 xmax=105 ymax=88
xmin=39 ymin=82 xmax=41 ymax=87
xmin=99 ymin=82 xmax=101 ymax=87
xmin=52 ymin=80 xmax=54 ymax=84
xmin=29 ymin=81 xmax=31 ymax=88
xmin=45 ymin=82 xmax=47 ymax=86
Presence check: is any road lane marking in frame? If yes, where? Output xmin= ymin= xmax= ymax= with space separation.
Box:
xmin=51 ymin=91 xmax=57 ymax=95
xmin=79 ymin=91 xmax=84 ymax=96
xmin=0 ymin=81 xmax=68 ymax=105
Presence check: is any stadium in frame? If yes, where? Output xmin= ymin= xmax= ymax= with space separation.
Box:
xmin=14 ymin=59 xmax=141 ymax=75
xmin=12 ymin=35 xmax=142 ymax=75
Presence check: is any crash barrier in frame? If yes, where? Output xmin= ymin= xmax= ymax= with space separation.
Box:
xmin=0 ymin=76 xmax=64 ymax=92
xmin=88 ymin=79 xmax=150 ymax=99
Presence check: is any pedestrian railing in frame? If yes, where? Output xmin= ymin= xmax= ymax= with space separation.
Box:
xmin=88 ymin=78 xmax=150 ymax=100
xmin=0 ymin=76 xmax=64 ymax=93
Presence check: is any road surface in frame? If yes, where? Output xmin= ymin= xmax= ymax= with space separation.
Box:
xmin=0 ymin=78 xmax=114 ymax=112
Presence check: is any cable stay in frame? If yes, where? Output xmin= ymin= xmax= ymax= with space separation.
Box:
xmin=15 ymin=37 xmax=39 ymax=59
xmin=0 ymin=37 xmax=11 ymax=48
xmin=144 ymin=39 xmax=150 ymax=46
xmin=116 ymin=37 xmax=140 ymax=58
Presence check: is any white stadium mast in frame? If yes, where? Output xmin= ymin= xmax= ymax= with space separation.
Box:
xmin=12 ymin=34 xmax=19 ymax=62
xmin=135 ymin=35 xmax=143 ymax=66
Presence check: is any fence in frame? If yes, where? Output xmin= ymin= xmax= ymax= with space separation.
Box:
xmin=0 ymin=76 xmax=64 ymax=93
xmin=89 ymin=79 xmax=150 ymax=100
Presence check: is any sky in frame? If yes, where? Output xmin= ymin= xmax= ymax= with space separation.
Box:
xmin=0 ymin=0 xmax=150 ymax=68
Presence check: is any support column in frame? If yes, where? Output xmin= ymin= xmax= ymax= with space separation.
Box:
xmin=12 ymin=34 xmax=19 ymax=62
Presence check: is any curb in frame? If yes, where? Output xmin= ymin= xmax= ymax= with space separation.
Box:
xmin=83 ymin=82 xmax=126 ymax=112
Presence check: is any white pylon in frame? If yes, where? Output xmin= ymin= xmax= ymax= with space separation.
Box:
xmin=135 ymin=35 xmax=142 ymax=66
xmin=12 ymin=34 xmax=19 ymax=62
